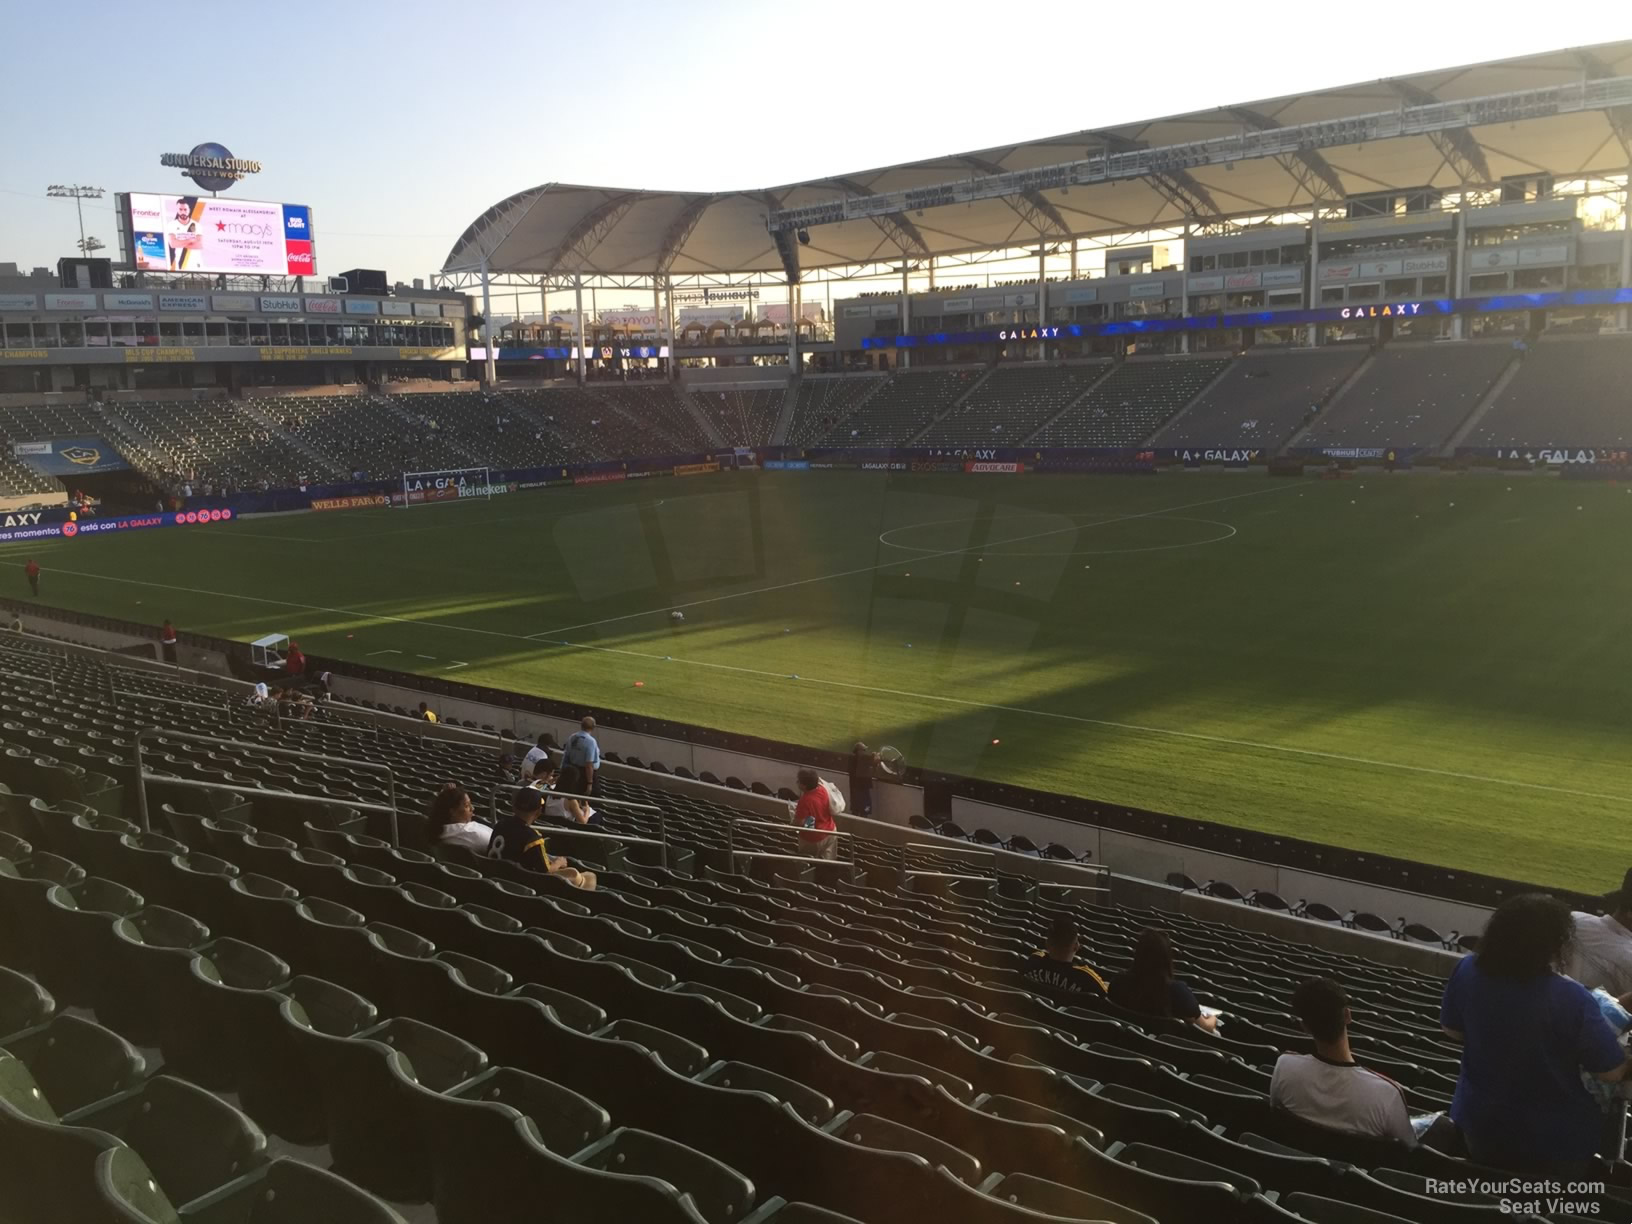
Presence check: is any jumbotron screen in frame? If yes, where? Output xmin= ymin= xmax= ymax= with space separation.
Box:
xmin=123 ymin=193 xmax=316 ymax=276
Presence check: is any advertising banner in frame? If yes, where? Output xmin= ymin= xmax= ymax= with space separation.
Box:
xmin=104 ymin=292 xmax=155 ymax=311
xmin=0 ymin=293 xmax=38 ymax=310
xmin=13 ymin=437 xmax=130 ymax=475
xmin=44 ymin=293 xmax=97 ymax=311
xmin=674 ymin=462 xmax=720 ymax=477
xmin=574 ymin=471 xmax=627 ymax=486
xmin=127 ymin=193 xmax=315 ymax=276
xmin=212 ymin=294 xmax=257 ymax=311
xmin=159 ymin=293 xmax=209 ymax=311
xmin=413 ymin=302 xmax=443 ymax=318
xmin=381 ymin=300 xmax=413 ymax=316
xmin=304 ymin=297 xmax=342 ymax=314
xmin=0 ymin=507 xmax=235 ymax=545
xmin=964 ymin=461 xmax=1024 ymax=473
xmin=311 ymin=494 xmax=390 ymax=511
xmin=344 ymin=299 xmax=380 ymax=315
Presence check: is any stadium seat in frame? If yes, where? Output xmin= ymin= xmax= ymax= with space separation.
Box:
xmin=237 ymin=978 xmax=378 ymax=1144
xmin=982 ymin=1172 xmax=1158 ymax=1224
xmin=1283 ymin=1194 xmax=1419 ymax=1224
xmin=293 ymin=1014 xmax=487 ymax=1200
xmin=1 ymin=1013 xmax=147 ymax=1116
xmin=825 ymin=1111 xmax=983 ymax=1185
xmin=170 ymin=1157 xmax=412 ymax=1224
xmin=97 ymin=907 xmax=213 ymax=1044
xmin=0 ymin=964 xmax=53 ymax=1038
xmin=35 ymin=877 xmax=145 ymax=1004
xmin=64 ymin=1073 xmax=268 ymax=1206
xmin=166 ymin=939 xmax=291 ymax=1088
xmin=576 ymin=1127 xmax=757 ymax=1224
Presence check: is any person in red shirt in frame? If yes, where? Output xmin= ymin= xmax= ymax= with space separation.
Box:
xmin=285 ymin=641 xmax=306 ymax=677
xmin=792 ymin=768 xmax=837 ymax=860
xmin=160 ymin=619 xmax=178 ymax=665
xmin=24 ymin=559 xmax=39 ymax=598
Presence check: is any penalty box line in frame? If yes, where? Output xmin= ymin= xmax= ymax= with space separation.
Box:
xmin=526 ymin=480 xmax=1298 ymax=640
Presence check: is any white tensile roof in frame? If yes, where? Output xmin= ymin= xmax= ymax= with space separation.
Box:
xmin=444 ymin=41 xmax=1632 ymax=279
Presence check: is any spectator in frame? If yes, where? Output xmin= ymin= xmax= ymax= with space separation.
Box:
xmin=489 ymin=787 xmax=596 ymax=890
xmin=1109 ymin=928 xmax=1216 ymax=1032
xmin=160 ymin=619 xmax=178 ymax=665
xmin=561 ymin=716 xmax=601 ymax=795
xmin=417 ymin=701 xmax=438 ymax=724
xmin=1441 ymin=893 xmax=1628 ymax=1176
xmin=547 ymin=764 xmax=600 ymax=826
xmin=792 ymin=767 xmax=838 ymax=860
xmin=1567 ymin=869 xmax=1632 ymax=1000
xmin=427 ymin=785 xmax=491 ymax=853
xmin=1271 ymin=978 xmax=1415 ymax=1144
xmin=849 ymin=742 xmax=879 ymax=817
xmin=24 ymin=558 xmax=40 ymax=598
xmin=1019 ymin=914 xmax=1109 ymax=1001
xmin=285 ymin=640 xmax=306 ymax=677
xmin=520 ymin=733 xmax=551 ymax=780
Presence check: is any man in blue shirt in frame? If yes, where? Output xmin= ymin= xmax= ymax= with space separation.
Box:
xmin=561 ymin=715 xmax=601 ymax=796
xmin=1440 ymin=894 xmax=1628 ymax=1176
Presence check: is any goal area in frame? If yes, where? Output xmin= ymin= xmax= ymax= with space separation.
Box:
xmin=398 ymin=466 xmax=493 ymax=507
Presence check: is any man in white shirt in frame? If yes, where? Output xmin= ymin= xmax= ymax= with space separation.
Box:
xmin=1568 ymin=871 xmax=1632 ymax=1000
xmin=520 ymin=734 xmax=551 ymax=781
xmin=1270 ymin=977 xmax=1415 ymax=1146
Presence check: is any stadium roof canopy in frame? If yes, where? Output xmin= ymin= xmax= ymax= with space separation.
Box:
xmin=443 ymin=41 xmax=1632 ymax=282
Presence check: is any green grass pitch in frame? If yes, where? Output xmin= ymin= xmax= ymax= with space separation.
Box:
xmin=12 ymin=469 xmax=1632 ymax=893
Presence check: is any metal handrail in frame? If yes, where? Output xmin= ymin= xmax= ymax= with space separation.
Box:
xmin=0 ymin=667 xmax=55 ymax=694
xmin=133 ymin=726 xmax=401 ymax=846
xmin=727 ymin=816 xmax=856 ymax=867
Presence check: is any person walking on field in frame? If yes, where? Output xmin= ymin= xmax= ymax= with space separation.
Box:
xmin=24 ymin=559 xmax=39 ymax=598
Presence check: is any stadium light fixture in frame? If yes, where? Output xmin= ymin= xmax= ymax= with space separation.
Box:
xmin=46 ymin=184 xmax=106 ymax=262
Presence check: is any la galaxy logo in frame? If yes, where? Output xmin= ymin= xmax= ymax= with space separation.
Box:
xmin=62 ymin=446 xmax=101 ymax=467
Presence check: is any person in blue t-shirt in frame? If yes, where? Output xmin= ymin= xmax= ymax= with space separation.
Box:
xmin=1441 ymin=893 xmax=1628 ymax=1176
xmin=561 ymin=716 xmax=601 ymax=796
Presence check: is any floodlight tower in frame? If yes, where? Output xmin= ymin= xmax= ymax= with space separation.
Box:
xmin=47 ymin=184 xmax=106 ymax=260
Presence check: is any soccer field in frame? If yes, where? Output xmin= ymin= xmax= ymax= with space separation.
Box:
xmin=11 ymin=469 xmax=1632 ymax=892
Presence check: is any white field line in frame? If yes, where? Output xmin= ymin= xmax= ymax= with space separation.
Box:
xmin=527 ymin=482 xmax=1296 ymax=639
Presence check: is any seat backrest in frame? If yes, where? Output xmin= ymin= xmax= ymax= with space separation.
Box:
xmin=828 ymin=1112 xmax=982 ymax=1185
xmin=236 ymin=1157 xmax=409 ymax=1224
xmin=455 ymin=1065 xmax=611 ymax=1156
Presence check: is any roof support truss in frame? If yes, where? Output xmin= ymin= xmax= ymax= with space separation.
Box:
xmin=1388 ymin=80 xmax=1492 ymax=184
xmin=961 ymin=157 xmax=1071 ymax=238
xmin=823 ymin=177 xmax=932 ymax=257
xmin=541 ymin=192 xmax=640 ymax=273
xmin=1230 ymin=106 xmax=1347 ymax=201
xmin=654 ymin=197 xmax=714 ymax=277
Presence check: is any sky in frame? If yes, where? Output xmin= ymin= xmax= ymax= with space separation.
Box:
xmin=3 ymin=0 xmax=1628 ymax=288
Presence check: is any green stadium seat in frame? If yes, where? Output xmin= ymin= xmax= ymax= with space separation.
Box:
xmin=35 ymin=877 xmax=144 ymax=1004
xmin=1 ymin=1013 xmax=147 ymax=1115
xmin=167 ymin=853 xmax=243 ymax=937
xmin=697 ymin=1060 xmax=836 ymax=1126
xmin=159 ymin=1157 xmax=409 ymax=1224
xmin=0 ymin=1092 xmax=127 ymax=1224
xmin=574 ymin=1127 xmax=757 ymax=1224
xmin=65 ymin=812 xmax=140 ymax=880
xmin=511 ymin=981 xmax=609 ymax=1033
xmin=0 ymin=964 xmax=53 ymax=1038
xmin=225 ymin=874 xmax=302 ymax=964
xmin=235 ymin=977 xmax=377 ymax=1143
xmin=96 ymin=907 xmax=212 ymax=1045
xmin=289 ymin=1014 xmax=487 ymax=1201
xmin=64 ymin=1073 xmax=268 ymax=1206
xmin=1283 ymin=1194 xmax=1419 ymax=1224
xmin=164 ymin=939 xmax=291 ymax=1088
xmin=981 ymin=1172 xmax=1158 ymax=1224
xmin=824 ymin=1111 xmax=983 ymax=1185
